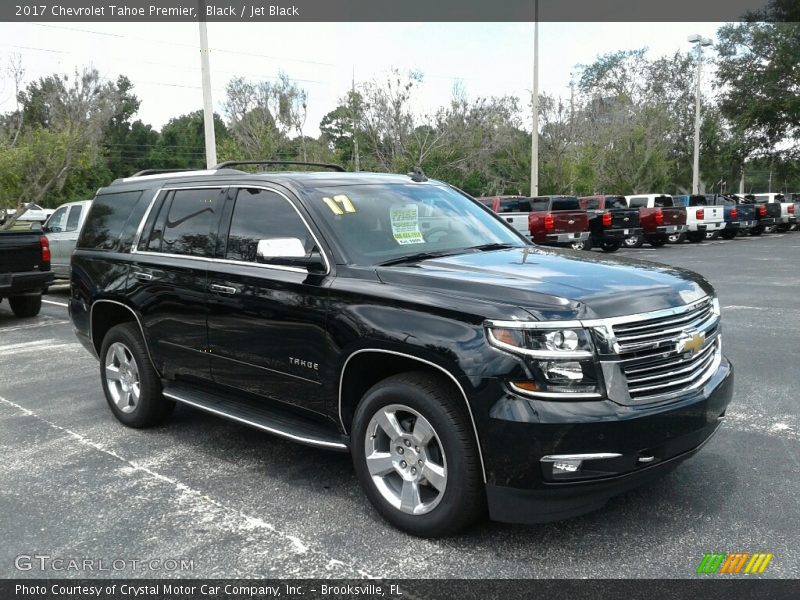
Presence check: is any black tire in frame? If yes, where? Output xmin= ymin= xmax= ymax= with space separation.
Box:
xmin=750 ymin=226 xmax=763 ymax=236
xmin=351 ymin=371 xmax=485 ymax=537
xmin=568 ymin=238 xmax=592 ymax=251
xmin=623 ymin=234 xmax=644 ymax=248
xmin=776 ymin=224 xmax=790 ymax=233
xmin=720 ymin=230 xmax=737 ymax=240
xmin=9 ymin=294 xmax=42 ymax=318
xmin=687 ymin=231 xmax=706 ymax=243
xmin=99 ymin=322 xmax=174 ymax=428
xmin=668 ymin=232 xmax=686 ymax=244
xmin=648 ymin=236 xmax=667 ymax=248
xmin=600 ymin=241 xmax=620 ymax=253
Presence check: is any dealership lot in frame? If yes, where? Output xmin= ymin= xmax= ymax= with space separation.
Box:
xmin=1 ymin=233 xmax=798 ymax=579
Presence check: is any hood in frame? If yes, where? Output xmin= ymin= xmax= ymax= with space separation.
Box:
xmin=376 ymin=247 xmax=713 ymax=320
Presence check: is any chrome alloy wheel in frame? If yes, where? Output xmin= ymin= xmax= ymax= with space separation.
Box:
xmin=364 ymin=403 xmax=447 ymax=515
xmin=104 ymin=342 xmax=140 ymax=414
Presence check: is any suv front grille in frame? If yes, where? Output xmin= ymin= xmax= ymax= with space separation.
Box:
xmin=597 ymin=297 xmax=722 ymax=404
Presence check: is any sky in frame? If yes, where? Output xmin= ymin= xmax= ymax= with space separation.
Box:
xmin=0 ymin=21 xmax=723 ymax=136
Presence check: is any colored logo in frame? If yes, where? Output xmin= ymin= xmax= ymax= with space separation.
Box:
xmin=696 ymin=552 xmax=774 ymax=574
xmin=677 ymin=330 xmax=705 ymax=356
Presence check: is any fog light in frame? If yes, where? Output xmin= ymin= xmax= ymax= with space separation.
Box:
xmin=553 ymin=459 xmax=582 ymax=474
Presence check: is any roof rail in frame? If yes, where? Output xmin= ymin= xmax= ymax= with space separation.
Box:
xmin=130 ymin=168 xmax=198 ymax=177
xmin=212 ymin=160 xmax=346 ymax=172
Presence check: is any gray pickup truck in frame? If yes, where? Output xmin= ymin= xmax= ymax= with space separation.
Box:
xmin=0 ymin=223 xmax=53 ymax=317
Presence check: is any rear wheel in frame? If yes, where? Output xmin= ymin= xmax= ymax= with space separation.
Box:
xmin=623 ymin=234 xmax=644 ymax=248
xmin=706 ymin=231 xmax=720 ymax=240
xmin=600 ymin=241 xmax=620 ymax=253
xmin=569 ymin=237 xmax=592 ymax=251
xmin=351 ymin=372 xmax=484 ymax=537
xmin=9 ymin=294 xmax=42 ymax=318
xmin=687 ymin=232 xmax=706 ymax=243
xmin=100 ymin=323 xmax=174 ymax=428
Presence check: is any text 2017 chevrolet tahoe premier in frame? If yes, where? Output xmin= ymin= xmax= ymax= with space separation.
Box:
xmin=70 ymin=164 xmax=734 ymax=537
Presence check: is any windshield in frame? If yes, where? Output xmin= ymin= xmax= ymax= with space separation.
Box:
xmin=304 ymin=183 xmax=527 ymax=266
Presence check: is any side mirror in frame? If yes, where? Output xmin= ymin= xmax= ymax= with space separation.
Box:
xmin=256 ymin=238 xmax=326 ymax=273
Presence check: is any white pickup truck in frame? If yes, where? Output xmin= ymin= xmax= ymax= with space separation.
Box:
xmin=751 ymin=193 xmax=796 ymax=232
xmin=673 ymin=195 xmax=725 ymax=242
xmin=476 ymin=196 xmax=531 ymax=236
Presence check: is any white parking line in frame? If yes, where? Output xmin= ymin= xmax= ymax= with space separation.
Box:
xmin=0 ymin=319 xmax=70 ymax=333
xmin=0 ymin=339 xmax=79 ymax=354
xmin=43 ymin=299 xmax=68 ymax=307
xmin=0 ymin=394 xmax=375 ymax=578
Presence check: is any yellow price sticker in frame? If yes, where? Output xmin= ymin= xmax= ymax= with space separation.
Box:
xmin=323 ymin=194 xmax=357 ymax=215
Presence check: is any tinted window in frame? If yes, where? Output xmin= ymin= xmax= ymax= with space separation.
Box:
xmin=629 ymin=198 xmax=647 ymax=208
xmin=78 ymin=191 xmax=143 ymax=250
xmin=583 ymin=198 xmax=600 ymax=209
xmin=753 ymin=195 xmax=769 ymax=203
xmin=530 ymin=199 xmax=550 ymax=211
xmin=46 ymin=206 xmax=69 ymax=233
xmin=688 ymin=195 xmax=710 ymax=206
xmin=654 ymin=196 xmax=674 ymax=208
xmin=499 ymin=198 xmax=532 ymax=212
xmin=153 ymin=188 xmax=220 ymax=257
xmin=66 ymin=205 xmax=83 ymax=232
xmin=225 ymin=189 xmax=315 ymax=262
xmin=551 ymin=197 xmax=580 ymax=211
xmin=478 ymin=198 xmax=495 ymax=208
xmin=606 ymin=197 xmax=627 ymax=209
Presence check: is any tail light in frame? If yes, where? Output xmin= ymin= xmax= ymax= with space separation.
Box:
xmin=602 ymin=211 xmax=612 ymax=228
xmin=543 ymin=213 xmax=555 ymax=232
xmin=790 ymin=204 xmax=795 ymax=214
xmin=697 ymin=208 xmax=705 ymax=220
xmin=40 ymin=236 xmax=51 ymax=263
xmin=758 ymin=205 xmax=767 ymax=217
xmin=730 ymin=207 xmax=738 ymax=220
xmin=654 ymin=209 xmax=664 ymax=226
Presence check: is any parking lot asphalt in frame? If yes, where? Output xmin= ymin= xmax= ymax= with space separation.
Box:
xmin=1 ymin=232 xmax=798 ymax=580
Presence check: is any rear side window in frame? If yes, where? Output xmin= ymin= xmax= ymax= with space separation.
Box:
xmin=654 ymin=196 xmax=674 ymax=208
xmin=78 ymin=191 xmax=144 ymax=250
xmin=583 ymin=198 xmax=600 ymax=209
xmin=225 ymin=188 xmax=315 ymax=262
xmin=606 ymin=197 xmax=627 ymax=208
xmin=498 ymin=198 xmax=531 ymax=212
xmin=147 ymin=188 xmax=222 ymax=257
xmin=66 ymin=205 xmax=83 ymax=232
xmin=551 ymin=197 xmax=580 ymax=210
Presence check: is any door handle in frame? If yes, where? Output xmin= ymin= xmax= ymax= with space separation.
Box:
xmin=209 ymin=284 xmax=237 ymax=295
xmin=133 ymin=272 xmax=153 ymax=282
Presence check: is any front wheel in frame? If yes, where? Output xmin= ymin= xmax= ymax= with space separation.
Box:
xmin=351 ymin=372 xmax=484 ymax=537
xmin=600 ymin=241 xmax=620 ymax=253
xmin=100 ymin=322 xmax=174 ymax=428
xmin=9 ymin=294 xmax=42 ymax=318
xmin=623 ymin=234 xmax=644 ymax=248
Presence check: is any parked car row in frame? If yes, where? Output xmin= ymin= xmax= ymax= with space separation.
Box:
xmin=478 ymin=192 xmax=798 ymax=251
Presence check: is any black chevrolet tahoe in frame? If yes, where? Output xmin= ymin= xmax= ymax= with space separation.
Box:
xmin=70 ymin=162 xmax=734 ymax=537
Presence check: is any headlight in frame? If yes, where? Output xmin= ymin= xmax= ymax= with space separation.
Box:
xmin=486 ymin=322 xmax=602 ymax=399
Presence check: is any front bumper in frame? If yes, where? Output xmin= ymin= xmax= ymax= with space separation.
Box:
xmin=545 ymin=231 xmax=589 ymax=244
xmin=0 ymin=270 xmax=53 ymax=296
xmin=481 ymin=356 xmax=734 ymax=524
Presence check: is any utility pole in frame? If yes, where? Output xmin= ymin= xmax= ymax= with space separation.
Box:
xmin=768 ymin=164 xmax=773 ymax=193
xmin=199 ymin=2 xmax=217 ymax=169
xmin=688 ymin=34 xmax=712 ymax=195
xmin=352 ymin=68 xmax=360 ymax=172
xmin=530 ymin=0 xmax=539 ymax=197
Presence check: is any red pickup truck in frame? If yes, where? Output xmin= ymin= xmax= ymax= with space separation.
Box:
xmin=528 ymin=196 xmax=590 ymax=249
xmin=623 ymin=194 xmax=688 ymax=248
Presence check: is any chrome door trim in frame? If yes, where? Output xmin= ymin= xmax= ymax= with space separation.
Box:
xmin=338 ymin=348 xmax=487 ymax=483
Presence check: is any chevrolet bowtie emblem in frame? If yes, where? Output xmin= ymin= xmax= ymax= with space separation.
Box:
xmin=568 ymin=219 xmax=575 ymax=224
xmin=677 ymin=331 xmax=705 ymax=356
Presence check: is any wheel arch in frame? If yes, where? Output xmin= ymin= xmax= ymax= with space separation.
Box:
xmin=338 ymin=348 xmax=486 ymax=482
xmin=90 ymin=299 xmax=158 ymax=373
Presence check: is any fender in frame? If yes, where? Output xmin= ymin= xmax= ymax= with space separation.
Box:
xmin=89 ymin=299 xmax=159 ymax=374
xmin=338 ymin=348 xmax=486 ymax=483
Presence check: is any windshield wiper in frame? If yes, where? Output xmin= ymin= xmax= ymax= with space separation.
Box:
xmin=465 ymin=243 xmax=518 ymax=252
xmin=377 ymin=249 xmax=468 ymax=267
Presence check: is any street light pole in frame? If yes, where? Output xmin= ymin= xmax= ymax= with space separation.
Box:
xmin=199 ymin=2 xmax=217 ymax=169
xmin=688 ymin=34 xmax=712 ymax=195
xmin=530 ymin=0 xmax=539 ymax=197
